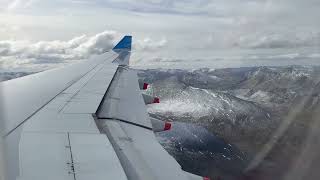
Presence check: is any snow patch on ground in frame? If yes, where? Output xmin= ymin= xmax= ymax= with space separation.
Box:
xmin=250 ymin=90 xmax=271 ymax=102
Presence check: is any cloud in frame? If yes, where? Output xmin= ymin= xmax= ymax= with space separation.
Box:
xmin=234 ymin=32 xmax=320 ymax=49
xmin=72 ymin=31 xmax=116 ymax=55
xmin=0 ymin=31 xmax=116 ymax=58
xmin=135 ymin=37 xmax=167 ymax=50
xmin=7 ymin=0 xmax=35 ymax=11
xmin=92 ymin=0 xmax=212 ymax=16
xmin=0 ymin=31 xmax=117 ymax=70
xmin=0 ymin=30 xmax=169 ymax=71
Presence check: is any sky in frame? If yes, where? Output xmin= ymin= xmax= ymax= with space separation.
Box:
xmin=0 ymin=0 xmax=319 ymax=71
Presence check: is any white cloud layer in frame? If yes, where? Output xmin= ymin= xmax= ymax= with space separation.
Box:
xmin=135 ymin=37 xmax=167 ymax=50
xmin=233 ymin=32 xmax=320 ymax=49
xmin=0 ymin=0 xmax=319 ymax=71
xmin=0 ymin=31 xmax=116 ymax=70
xmin=0 ymin=30 xmax=169 ymax=71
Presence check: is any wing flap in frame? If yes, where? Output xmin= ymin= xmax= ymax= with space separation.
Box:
xmin=17 ymin=132 xmax=127 ymax=180
xmin=18 ymin=132 xmax=72 ymax=179
xmin=98 ymin=120 xmax=189 ymax=180
xmin=96 ymin=66 xmax=152 ymax=128
xmin=69 ymin=133 xmax=127 ymax=180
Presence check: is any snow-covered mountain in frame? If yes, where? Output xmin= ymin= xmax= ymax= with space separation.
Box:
xmin=138 ymin=66 xmax=320 ymax=180
xmin=139 ymin=66 xmax=318 ymax=107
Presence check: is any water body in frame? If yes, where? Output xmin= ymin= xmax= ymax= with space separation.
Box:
xmin=155 ymin=122 xmax=248 ymax=179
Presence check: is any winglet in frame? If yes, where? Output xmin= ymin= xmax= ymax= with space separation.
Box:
xmin=113 ymin=35 xmax=132 ymax=51
xmin=112 ymin=36 xmax=132 ymax=66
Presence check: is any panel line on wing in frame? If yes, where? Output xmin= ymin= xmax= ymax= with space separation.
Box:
xmin=97 ymin=117 xmax=153 ymax=131
xmin=57 ymin=60 xmax=114 ymax=113
xmin=3 ymin=79 xmax=80 ymax=137
xmin=67 ymin=132 xmax=77 ymax=180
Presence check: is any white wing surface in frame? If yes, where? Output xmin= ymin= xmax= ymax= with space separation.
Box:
xmin=0 ymin=36 xmax=207 ymax=180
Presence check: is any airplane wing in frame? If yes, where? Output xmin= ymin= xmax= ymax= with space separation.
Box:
xmin=0 ymin=36 xmax=208 ymax=180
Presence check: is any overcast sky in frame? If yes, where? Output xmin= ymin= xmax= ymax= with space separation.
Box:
xmin=0 ymin=0 xmax=319 ymax=71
